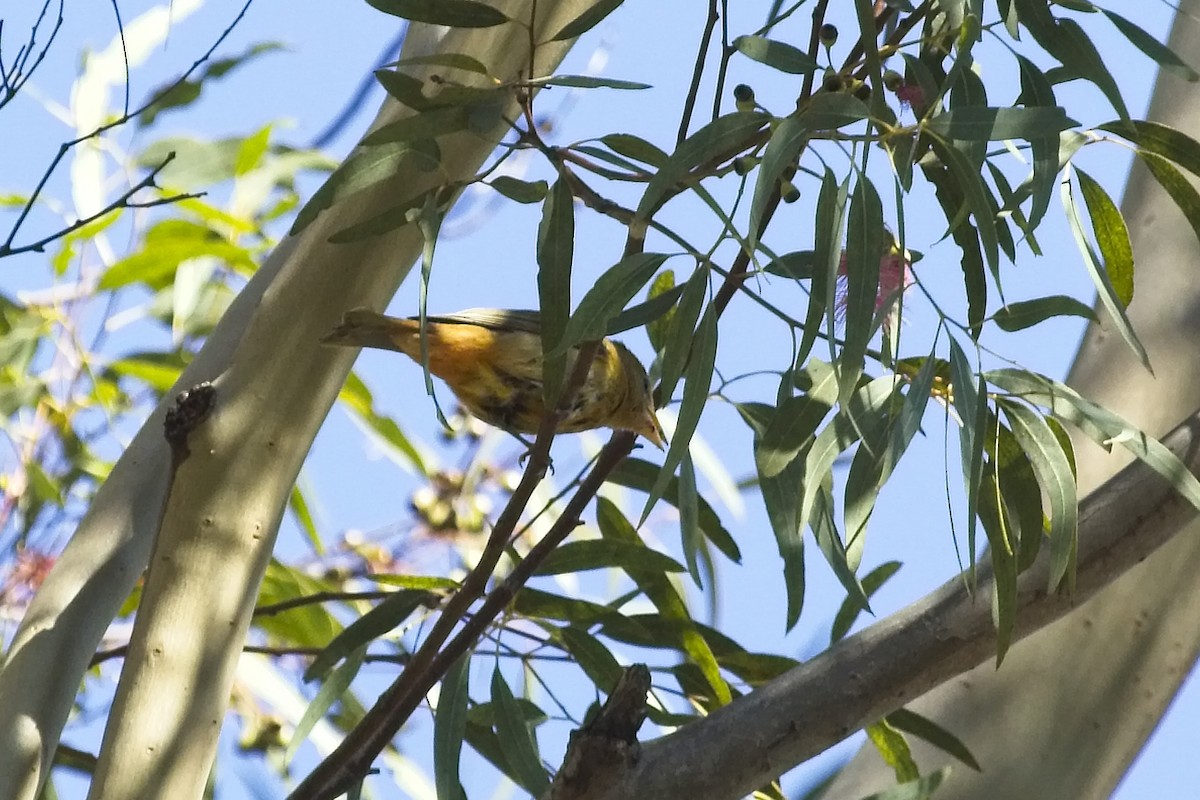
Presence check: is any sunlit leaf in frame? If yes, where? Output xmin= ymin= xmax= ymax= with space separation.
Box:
xmin=1075 ymin=167 xmax=1134 ymax=306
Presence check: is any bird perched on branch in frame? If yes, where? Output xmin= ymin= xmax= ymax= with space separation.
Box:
xmin=323 ymin=308 xmax=665 ymax=448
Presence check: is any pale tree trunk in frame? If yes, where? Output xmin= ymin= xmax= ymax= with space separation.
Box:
xmin=0 ymin=3 xmax=591 ymax=799
xmin=824 ymin=2 xmax=1200 ymax=797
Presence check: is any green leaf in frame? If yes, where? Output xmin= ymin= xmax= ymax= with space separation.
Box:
xmin=751 ymin=114 xmax=808 ymax=248
xmin=139 ymin=43 xmax=285 ymax=126
xmin=433 ymin=653 xmax=471 ymax=800
xmin=1135 ymin=150 xmax=1200 ymax=252
xmin=550 ymin=253 xmax=670 ymax=355
xmin=930 ymin=137 xmax=1000 ymax=285
xmin=1100 ymin=119 xmax=1200 ymax=178
xmin=596 ymin=499 xmax=731 ymax=705
xmin=1014 ymin=56 xmax=1060 ymax=230
xmin=865 ymin=719 xmax=919 ymax=783
xmin=490 ymin=668 xmax=549 ymax=795
xmin=1057 ymin=18 xmax=1130 ymax=121
xmin=830 ymin=561 xmax=901 ymax=644
xmin=984 ymin=368 xmax=1200 ymax=514
xmin=600 ymin=133 xmax=668 ymax=167
xmin=840 ymin=176 xmax=885 ymax=404
xmin=513 ymin=587 xmax=642 ymax=630
xmin=362 ymin=106 xmax=468 ymax=146
xmin=609 ymin=279 xmax=685 ymax=338
xmin=537 ymin=178 xmax=575 ymax=405
xmin=292 ymin=141 xmax=440 ymax=234
xmin=733 ymin=35 xmax=819 ymax=74
xmin=750 ymin=411 xmax=807 ymax=630
xmin=887 ymin=707 xmax=981 ymax=771
xmin=533 ymin=539 xmax=685 ymax=576
xmin=1060 ymin=175 xmax=1150 ymax=371
xmin=678 ymin=452 xmax=705 ymax=587
xmin=338 ymin=371 xmax=427 ymax=473
xmin=998 ymin=399 xmax=1077 ymax=591
xmin=858 ymin=768 xmax=949 ymax=800
xmin=642 ymin=304 xmax=717 ymax=525
xmin=106 ymin=351 xmax=189 ymax=393
xmin=656 ymin=265 xmax=708 ymax=404
xmin=99 ymin=220 xmax=255 ymax=290
xmin=365 ymin=0 xmax=508 ymax=27
xmin=326 ymin=186 xmax=441 ymax=243
xmin=1101 ymin=10 xmax=1198 ymax=83
xmin=755 ymin=358 xmax=838 ymax=477
xmin=637 ymin=111 xmax=770 ymax=217
xmin=923 ymin=106 xmax=1077 ymax=140
xmin=488 ymin=176 xmax=548 ymax=204
xmin=606 ymin=457 xmax=740 ymax=562
xmin=557 ymin=627 xmax=623 ymax=691
xmin=303 ymin=590 xmax=430 ymax=682
xmin=289 ymin=484 xmax=321 ymax=553
xmin=799 ymin=92 xmax=871 ymax=130
xmin=992 ymin=295 xmax=1098 ymax=331
xmin=1075 ymin=167 xmax=1134 ymax=306
xmin=530 ymin=75 xmax=650 ymax=90
xmin=644 ymin=270 xmax=676 ymax=350
xmin=550 ymin=0 xmax=626 ymax=40
xmin=977 ymin=459 xmax=1019 ymax=661
xmin=286 ymin=647 xmax=365 ymax=762
xmin=389 ymin=52 xmax=491 ymax=75
xmin=800 ymin=170 xmax=847 ymax=366
xmin=763 ymin=251 xmax=814 ymax=280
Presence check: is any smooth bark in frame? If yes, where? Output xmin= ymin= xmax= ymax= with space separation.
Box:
xmin=0 ymin=3 xmax=591 ymax=798
xmin=826 ymin=2 xmax=1200 ymax=796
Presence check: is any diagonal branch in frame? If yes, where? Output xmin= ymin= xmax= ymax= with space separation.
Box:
xmin=550 ymin=409 xmax=1200 ymax=800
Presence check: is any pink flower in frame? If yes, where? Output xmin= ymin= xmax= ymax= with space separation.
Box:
xmin=836 ymin=249 xmax=915 ymax=327
xmin=895 ymin=82 xmax=925 ymax=111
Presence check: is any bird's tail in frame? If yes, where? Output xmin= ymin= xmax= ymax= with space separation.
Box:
xmin=322 ymin=308 xmax=418 ymax=355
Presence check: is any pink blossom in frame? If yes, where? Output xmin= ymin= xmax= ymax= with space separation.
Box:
xmin=895 ymin=82 xmax=926 ymax=111
xmin=835 ymin=249 xmax=915 ymax=326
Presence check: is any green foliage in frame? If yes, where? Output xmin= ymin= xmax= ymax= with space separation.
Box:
xmin=10 ymin=2 xmax=1200 ymax=798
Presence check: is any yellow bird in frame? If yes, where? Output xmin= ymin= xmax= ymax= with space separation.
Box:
xmin=323 ymin=308 xmax=665 ymax=448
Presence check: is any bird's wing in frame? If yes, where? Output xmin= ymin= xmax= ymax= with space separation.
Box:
xmin=416 ymin=309 xmax=542 ymax=334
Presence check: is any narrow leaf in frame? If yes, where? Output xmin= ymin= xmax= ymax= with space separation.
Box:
xmin=1075 ymin=167 xmax=1134 ymax=306
xmin=433 ymin=654 xmax=471 ymax=800
xmin=490 ymin=668 xmax=549 ymax=795
xmin=733 ymin=35 xmax=819 ymax=74
xmin=992 ymin=295 xmax=1098 ymax=331
xmin=537 ymin=178 xmax=575 ymax=404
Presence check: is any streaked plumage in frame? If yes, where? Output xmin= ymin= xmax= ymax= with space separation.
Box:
xmin=323 ymin=308 xmax=665 ymax=448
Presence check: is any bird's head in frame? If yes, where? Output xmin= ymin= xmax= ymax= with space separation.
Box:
xmin=612 ymin=343 xmax=666 ymax=449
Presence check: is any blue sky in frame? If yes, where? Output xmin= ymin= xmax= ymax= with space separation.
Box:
xmin=2 ymin=0 xmax=1193 ymax=797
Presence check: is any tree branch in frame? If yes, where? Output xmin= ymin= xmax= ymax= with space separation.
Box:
xmin=554 ymin=409 xmax=1200 ymax=800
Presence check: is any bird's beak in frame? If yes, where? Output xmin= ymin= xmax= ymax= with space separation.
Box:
xmin=641 ymin=409 xmax=667 ymax=450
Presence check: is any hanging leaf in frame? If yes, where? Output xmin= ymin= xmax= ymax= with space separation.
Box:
xmin=733 ymin=35 xmax=819 ymax=74
xmin=550 ymin=253 xmax=670 ymax=355
xmin=489 ymin=668 xmax=550 ymax=795
xmin=992 ymin=295 xmax=1098 ymax=331
xmin=997 ymin=399 xmax=1077 ymax=592
xmin=537 ymin=178 xmax=575 ymax=405
xmin=366 ymin=0 xmax=509 ymax=27
xmin=433 ymin=654 xmax=471 ymax=800
xmin=1075 ymin=167 xmax=1135 ymax=306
